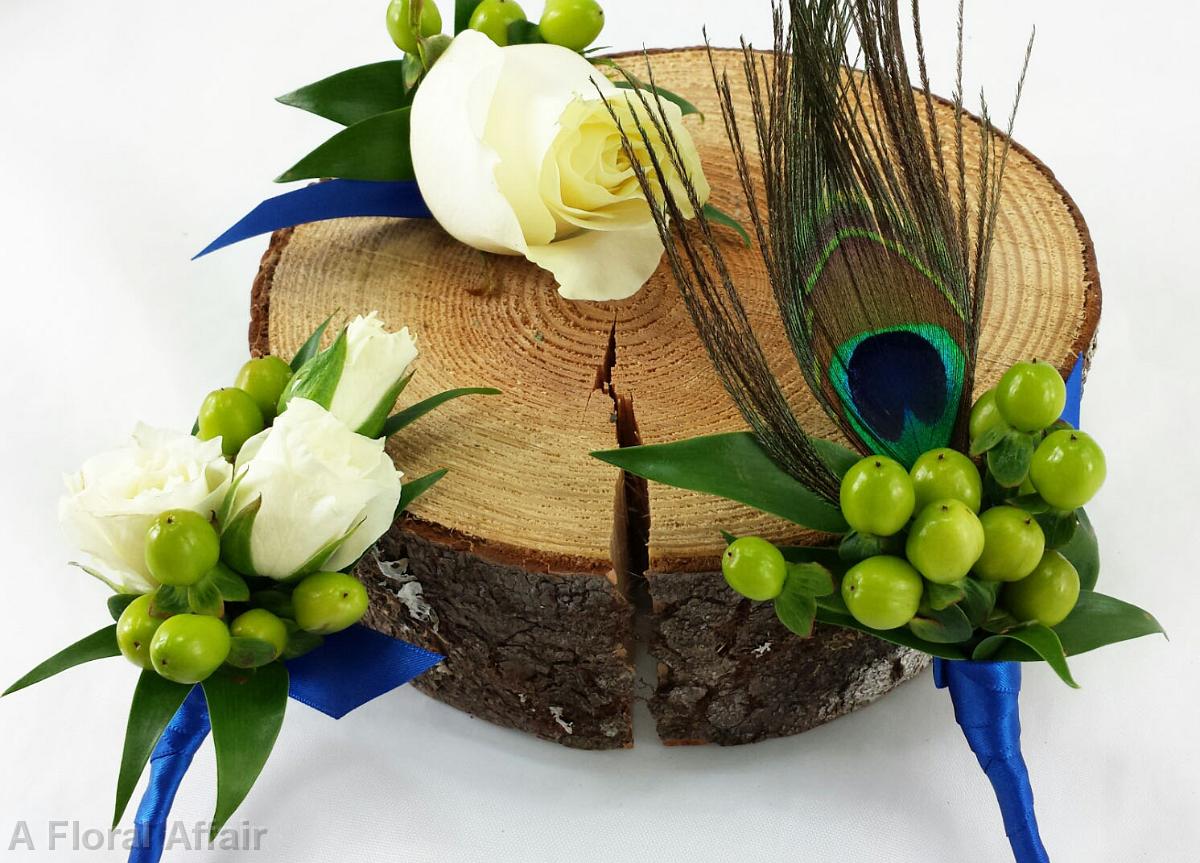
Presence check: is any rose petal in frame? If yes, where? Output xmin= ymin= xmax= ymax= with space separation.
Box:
xmin=411 ymin=31 xmax=526 ymax=255
xmin=486 ymin=43 xmax=616 ymax=244
xmin=525 ymin=223 xmax=665 ymax=301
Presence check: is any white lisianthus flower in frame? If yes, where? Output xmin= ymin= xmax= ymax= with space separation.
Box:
xmin=411 ymin=30 xmax=711 ymax=301
xmin=223 ymin=399 xmax=403 ymax=580
xmin=58 ymin=426 xmax=233 ymax=593
xmin=281 ymin=312 xmax=418 ymax=438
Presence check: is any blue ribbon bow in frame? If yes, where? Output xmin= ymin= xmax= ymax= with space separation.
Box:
xmin=936 ymin=355 xmax=1082 ymax=863
xmin=128 ymin=626 xmax=441 ymax=863
xmin=195 ymin=180 xmax=431 ymax=259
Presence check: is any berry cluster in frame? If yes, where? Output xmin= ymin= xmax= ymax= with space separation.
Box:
xmin=196 ymin=356 xmax=292 ymax=458
xmin=113 ymin=356 xmax=374 ymax=685
xmin=117 ymin=508 xmax=370 ymax=685
xmin=722 ymin=360 xmax=1106 ymax=641
xmin=388 ymin=0 xmax=606 ymax=53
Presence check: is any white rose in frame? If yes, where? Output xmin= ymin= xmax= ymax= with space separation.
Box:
xmin=58 ymin=425 xmax=233 ymax=594
xmin=282 ymin=312 xmax=418 ymax=437
xmin=411 ymin=30 xmax=711 ymax=301
xmin=224 ymin=399 xmax=403 ymax=580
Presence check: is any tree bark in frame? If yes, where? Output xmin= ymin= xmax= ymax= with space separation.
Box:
xmin=250 ymin=48 xmax=1101 ymax=749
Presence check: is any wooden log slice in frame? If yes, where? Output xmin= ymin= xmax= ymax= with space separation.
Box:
xmin=249 ymin=48 xmax=1100 ymax=749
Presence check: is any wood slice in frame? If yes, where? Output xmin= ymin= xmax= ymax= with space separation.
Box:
xmin=249 ymin=47 xmax=1100 ymax=749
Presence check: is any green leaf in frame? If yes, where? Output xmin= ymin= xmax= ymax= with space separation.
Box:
xmin=277 ymin=61 xmax=409 ymax=126
xmin=70 ymin=561 xmax=128 ymax=593
xmin=924 ymin=579 xmax=966 ymax=611
xmin=226 ymin=639 xmax=279 ymax=669
xmin=974 ymin=623 xmax=1078 ymax=687
xmin=188 ymin=575 xmax=224 ymax=617
xmin=290 ymin=314 xmax=334 ymax=373
xmin=961 ymin=577 xmax=1000 ymax=628
xmin=154 ymin=584 xmax=191 ymax=616
xmin=814 ymin=595 xmax=970 ymax=660
xmin=1007 ymin=492 xmax=1050 ymax=514
xmin=355 ymin=371 xmax=414 ymax=439
xmin=202 ymin=664 xmax=289 ymax=838
xmin=838 ymin=530 xmax=900 ymax=563
xmin=507 ymin=19 xmax=543 ymax=44
xmin=113 ymin=673 xmax=194 ymax=826
xmin=401 ymin=53 xmax=424 ymax=91
xmin=592 ymin=432 xmax=852 ymax=533
xmin=284 ymin=517 xmax=365 ymax=582
xmin=3 ymin=625 xmax=120 ymax=697
xmin=279 ymin=326 xmax=349 ymax=412
xmin=276 ymin=107 xmax=413 ymax=183
xmin=987 ymin=431 xmax=1035 ymax=487
xmin=702 ymin=203 xmax=751 ymax=247
xmin=908 ymin=602 xmax=973 ymax=644
xmin=220 ymin=495 xmax=263 ymax=577
xmin=1060 ymin=508 xmax=1099 ymax=590
xmin=1049 ymin=591 xmax=1164 ymax=657
xmin=381 ymin=387 xmax=501 ymax=437
xmin=397 ymin=468 xmax=448 ymax=513
xmin=612 ymin=76 xmax=703 ymax=118
xmin=281 ymin=625 xmax=324 ymax=660
xmin=217 ymin=468 xmax=249 ymax=531
xmin=775 ymin=585 xmax=817 ymax=638
xmin=1035 ymin=508 xmax=1078 ymax=549
xmin=777 ymin=544 xmax=844 ymax=572
xmin=455 ymin=0 xmax=481 ymax=33
xmin=209 ymin=564 xmax=250 ymax=602
xmin=969 ymin=423 xmax=1010 ymax=456
xmin=107 ymin=594 xmax=139 ymax=621
xmin=252 ymin=590 xmax=295 ymax=620
xmin=784 ymin=562 xmax=835 ymax=597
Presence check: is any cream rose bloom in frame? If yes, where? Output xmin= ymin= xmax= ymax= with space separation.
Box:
xmin=328 ymin=312 xmax=418 ymax=434
xmin=59 ymin=426 xmax=233 ymax=593
xmin=225 ymin=399 xmax=403 ymax=579
xmin=411 ymin=30 xmax=710 ymax=301
xmin=281 ymin=312 xmax=418 ymax=438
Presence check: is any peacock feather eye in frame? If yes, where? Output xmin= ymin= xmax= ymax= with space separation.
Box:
xmin=829 ymin=326 xmax=964 ymax=468
xmin=603 ymin=1 xmax=1029 ymax=501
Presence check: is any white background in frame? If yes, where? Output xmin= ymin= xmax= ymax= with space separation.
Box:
xmin=1 ymin=1 xmax=1197 ymax=861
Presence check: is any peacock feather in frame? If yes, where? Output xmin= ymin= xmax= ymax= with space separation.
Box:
xmin=607 ymin=0 xmax=1031 ymax=500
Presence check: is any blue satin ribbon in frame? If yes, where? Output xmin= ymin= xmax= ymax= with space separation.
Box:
xmin=934 ymin=659 xmax=1050 ymax=863
xmin=130 ymin=686 xmax=211 ymax=863
xmin=935 ymin=353 xmax=1084 ymax=863
xmin=128 ymin=626 xmax=441 ymax=863
xmin=195 ymin=180 xmax=431 ymax=259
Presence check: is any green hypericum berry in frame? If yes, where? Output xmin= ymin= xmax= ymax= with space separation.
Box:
xmin=974 ymin=505 xmax=1046 ymax=582
xmin=1029 ymin=429 xmax=1106 ymax=511
xmin=910 ymin=448 xmax=982 ymax=513
xmin=539 ymin=0 xmax=604 ymax=51
xmin=905 ymin=499 xmax=985 ymax=584
xmin=839 ymin=455 xmax=916 ymax=537
xmin=721 ymin=536 xmax=787 ymax=601
xmin=197 ymin=388 xmax=264 ymax=459
xmin=144 ymin=509 xmax=220 ymax=587
xmin=116 ymin=594 xmax=167 ymax=669
xmin=149 ymin=614 xmax=231 ymax=684
xmin=231 ymin=609 xmax=289 ymax=660
xmin=1002 ymin=550 xmax=1080 ymax=626
xmin=292 ymin=572 xmax=370 ymax=635
xmin=969 ymin=389 xmax=1008 ymax=442
xmin=468 ymin=0 xmax=526 ymax=46
xmin=234 ymin=356 xmax=293 ymax=422
xmin=995 ymin=360 xmax=1067 ymax=432
xmin=386 ymin=0 xmax=443 ymax=54
xmin=841 ymin=555 xmax=923 ymax=630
